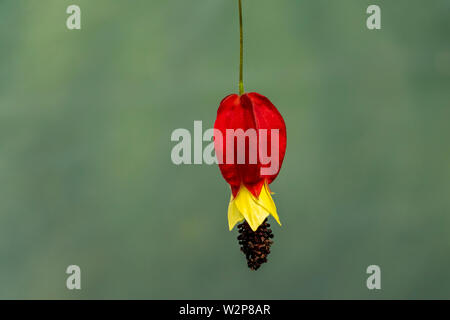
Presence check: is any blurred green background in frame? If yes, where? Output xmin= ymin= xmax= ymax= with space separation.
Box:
xmin=0 ymin=0 xmax=449 ymax=299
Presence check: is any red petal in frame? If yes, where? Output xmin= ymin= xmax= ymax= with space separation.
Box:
xmin=247 ymin=93 xmax=287 ymax=185
xmin=214 ymin=93 xmax=287 ymax=198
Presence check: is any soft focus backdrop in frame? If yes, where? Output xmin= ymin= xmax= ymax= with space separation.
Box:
xmin=1 ymin=0 xmax=449 ymax=299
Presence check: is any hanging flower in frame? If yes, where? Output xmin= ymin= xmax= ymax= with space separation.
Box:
xmin=213 ymin=0 xmax=287 ymax=270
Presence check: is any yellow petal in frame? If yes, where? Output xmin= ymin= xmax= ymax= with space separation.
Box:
xmin=234 ymin=186 xmax=270 ymax=231
xmin=227 ymin=183 xmax=282 ymax=231
xmin=259 ymin=182 xmax=282 ymax=226
xmin=227 ymin=194 xmax=244 ymax=231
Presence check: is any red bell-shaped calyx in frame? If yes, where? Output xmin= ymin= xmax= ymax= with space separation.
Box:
xmin=214 ymin=92 xmax=287 ymax=198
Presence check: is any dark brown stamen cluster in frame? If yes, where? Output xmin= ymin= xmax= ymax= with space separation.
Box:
xmin=237 ymin=219 xmax=274 ymax=270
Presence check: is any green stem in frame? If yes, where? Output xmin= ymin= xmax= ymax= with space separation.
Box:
xmin=238 ymin=0 xmax=244 ymax=95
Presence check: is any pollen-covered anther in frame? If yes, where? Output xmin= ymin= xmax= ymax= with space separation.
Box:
xmin=237 ymin=219 xmax=274 ymax=270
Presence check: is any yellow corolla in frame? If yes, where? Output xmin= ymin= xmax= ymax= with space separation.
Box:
xmin=227 ymin=182 xmax=282 ymax=231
